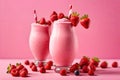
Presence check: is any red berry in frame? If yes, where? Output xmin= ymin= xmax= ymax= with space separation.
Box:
xmin=38 ymin=62 xmax=44 ymax=68
xmin=79 ymin=56 xmax=90 ymax=68
xmin=100 ymin=61 xmax=108 ymax=68
xmin=112 ymin=61 xmax=118 ymax=68
xmin=70 ymin=63 xmax=79 ymax=72
xmin=10 ymin=69 xmax=19 ymax=77
xmin=60 ymin=69 xmax=67 ymax=76
xmin=24 ymin=60 xmax=29 ymax=65
xmin=46 ymin=20 xmax=51 ymax=25
xmin=31 ymin=65 xmax=37 ymax=71
xmin=89 ymin=64 xmax=96 ymax=71
xmin=16 ymin=64 xmax=24 ymax=71
xmin=82 ymin=66 xmax=89 ymax=73
xmin=58 ymin=13 xmax=64 ymax=19
xmin=45 ymin=64 xmax=51 ymax=70
xmin=90 ymin=57 xmax=100 ymax=67
xmin=19 ymin=69 xmax=28 ymax=77
xmin=88 ymin=69 xmax=94 ymax=76
xmin=47 ymin=61 xmax=53 ymax=66
xmin=70 ymin=12 xmax=79 ymax=27
xmin=39 ymin=67 xmax=46 ymax=73
xmin=39 ymin=17 xmax=46 ymax=24
xmin=19 ymin=68 xmax=28 ymax=75
xmin=50 ymin=15 xmax=58 ymax=22
xmin=29 ymin=62 xmax=35 ymax=68
xmin=80 ymin=14 xmax=90 ymax=29
xmin=50 ymin=11 xmax=57 ymax=17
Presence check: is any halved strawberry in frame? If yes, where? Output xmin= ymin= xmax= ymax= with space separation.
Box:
xmin=39 ymin=17 xmax=46 ymax=24
xmin=70 ymin=12 xmax=79 ymax=27
xmin=80 ymin=14 xmax=90 ymax=29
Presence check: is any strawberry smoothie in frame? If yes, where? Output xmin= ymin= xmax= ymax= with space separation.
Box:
xmin=29 ymin=23 xmax=50 ymax=65
xmin=50 ymin=18 xmax=77 ymax=71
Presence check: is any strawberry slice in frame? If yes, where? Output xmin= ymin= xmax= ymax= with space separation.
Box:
xmin=70 ymin=12 xmax=79 ymax=27
xmin=80 ymin=14 xmax=90 ymax=29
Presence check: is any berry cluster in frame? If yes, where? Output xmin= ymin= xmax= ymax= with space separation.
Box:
xmin=7 ymin=63 xmax=28 ymax=77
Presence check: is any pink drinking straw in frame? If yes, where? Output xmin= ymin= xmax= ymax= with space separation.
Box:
xmin=68 ymin=5 xmax=73 ymax=17
xmin=34 ymin=10 xmax=37 ymax=23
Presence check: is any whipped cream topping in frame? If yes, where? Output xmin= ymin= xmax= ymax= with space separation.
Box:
xmin=55 ymin=18 xmax=71 ymax=23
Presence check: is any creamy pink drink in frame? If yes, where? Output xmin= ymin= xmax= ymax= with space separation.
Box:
xmin=49 ymin=18 xmax=77 ymax=72
xmin=29 ymin=23 xmax=50 ymax=65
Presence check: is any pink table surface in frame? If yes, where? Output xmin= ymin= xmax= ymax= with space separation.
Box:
xmin=0 ymin=59 xmax=120 ymax=80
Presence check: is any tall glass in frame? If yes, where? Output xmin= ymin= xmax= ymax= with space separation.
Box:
xmin=49 ymin=19 xmax=78 ymax=72
xmin=29 ymin=23 xmax=50 ymax=65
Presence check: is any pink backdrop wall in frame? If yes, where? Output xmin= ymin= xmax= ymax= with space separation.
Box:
xmin=0 ymin=0 xmax=120 ymax=59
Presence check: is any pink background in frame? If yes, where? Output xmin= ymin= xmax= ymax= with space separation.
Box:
xmin=0 ymin=0 xmax=120 ymax=59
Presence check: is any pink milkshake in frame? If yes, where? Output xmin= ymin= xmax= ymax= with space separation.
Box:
xmin=49 ymin=18 xmax=78 ymax=72
xmin=29 ymin=23 xmax=50 ymax=65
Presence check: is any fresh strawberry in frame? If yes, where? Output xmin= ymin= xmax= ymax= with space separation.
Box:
xmin=46 ymin=20 xmax=51 ymax=25
xmin=10 ymin=68 xmax=19 ymax=77
xmin=16 ymin=64 xmax=24 ymax=71
xmin=70 ymin=12 xmax=79 ymax=27
xmin=29 ymin=62 xmax=35 ymax=68
xmin=89 ymin=64 xmax=96 ymax=71
xmin=70 ymin=63 xmax=80 ymax=72
xmin=38 ymin=62 xmax=44 ymax=68
xmin=60 ymin=69 xmax=67 ymax=76
xmin=90 ymin=57 xmax=100 ymax=67
xmin=50 ymin=11 xmax=57 ymax=17
xmin=19 ymin=69 xmax=28 ymax=77
xmin=112 ymin=61 xmax=118 ymax=68
xmin=45 ymin=64 xmax=51 ymax=70
xmin=24 ymin=60 xmax=29 ymax=65
xmin=100 ymin=61 xmax=108 ymax=68
xmin=47 ymin=61 xmax=53 ymax=66
xmin=39 ymin=17 xmax=46 ymax=24
xmin=39 ymin=67 xmax=46 ymax=73
xmin=31 ymin=65 xmax=37 ymax=71
xmin=88 ymin=69 xmax=94 ymax=76
xmin=79 ymin=56 xmax=90 ymax=68
xmin=7 ymin=64 xmax=16 ymax=73
xmin=80 ymin=14 xmax=90 ymax=29
xmin=82 ymin=65 xmax=89 ymax=73
xmin=58 ymin=13 xmax=65 ymax=19
xmin=50 ymin=15 xmax=58 ymax=22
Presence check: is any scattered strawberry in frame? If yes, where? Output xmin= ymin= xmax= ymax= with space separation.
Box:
xmin=29 ymin=62 xmax=35 ymax=68
xmin=60 ymin=69 xmax=67 ymax=76
xmin=19 ymin=68 xmax=28 ymax=75
xmin=7 ymin=64 xmax=16 ymax=73
xmin=39 ymin=17 xmax=46 ymax=24
xmin=70 ymin=12 xmax=79 ymax=27
xmin=10 ymin=69 xmax=19 ymax=77
xmin=90 ymin=57 xmax=100 ymax=67
xmin=112 ymin=61 xmax=118 ymax=68
xmin=100 ymin=61 xmax=108 ymax=68
xmin=89 ymin=64 xmax=96 ymax=71
xmin=39 ymin=67 xmax=46 ymax=73
xmin=24 ymin=60 xmax=30 ymax=65
xmin=16 ymin=64 xmax=24 ymax=71
xmin=31 ymin=65 xmax=37 ymax=71
xmin=79 ymin=56 xmax=90 ymax=69
xmin=82 ymin=65 xmax=89 ymax=73
xmin=70 ymin=63 xmax=80 ymax=72
xmin=38 ymin=62 xmax=44 ymax=68
xmin=45 ymin=64 xmax=51 ymax=70
xmin=58 ymin=13 xmax=65 ymax=19
xmin=88 ymin=69 xmax=94 ymax=76
xmin=47 ymin=61 xmax=53 ymax=66
xmin=80 ymin=14 xmax=90 ymax=29
xmin=19 ymin=69 xmax=28 ymax=77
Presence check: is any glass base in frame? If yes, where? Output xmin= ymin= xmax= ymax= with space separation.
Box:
xmin=54 ymin=65 xmax=70 ymax=73
xmin=34 ymin=60 xmax=46 ymax=66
